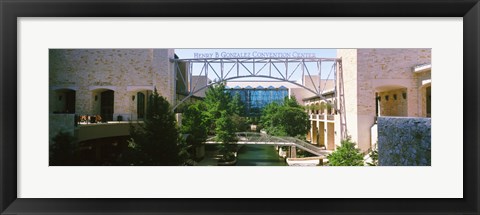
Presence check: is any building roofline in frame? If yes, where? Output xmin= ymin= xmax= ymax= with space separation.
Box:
xmin=302 ymin=89 xmax=335 ymax=101
xmin=413 ymin=63 xmax=431 ymax=73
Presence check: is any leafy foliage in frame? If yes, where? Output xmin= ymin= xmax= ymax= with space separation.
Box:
xmin=327 ymin=138 xmax=364 ymax=166
xmin=127 ymin=89 xmax=187 ymax=165
xmin=181 ymin=101 xmax=208 ymax=146
xmin=229 ymin=92 xmax=245 ymax=116
xmin=259 ymin=102 xmax=281 ymax=133
xmin=284 ymin=96 xmax=302 ymax=108
xmin=204 ymin=83 xmax=232 ymax=134
xmin=215 ymin=110 xmax=238 ymax=161
xmin=231 ymin=114 xmax=249 ymax=132
xmin=281 ymin=106 xmax=310 ymax=136
xmin=49 ymin=131 xmax=76 ymax=166
xmin=215 ymin=110 xmax=238 ymax=144
xmin=260 ymin=97 xmax=310 ymax=137
xmin=228 ymin=92 xmax=249 ymax=132
xmin=202 ymin=83 xmax=240 ymax=161
xmin=366 ymin=143 xmax=379 ymax=166
xmin=180 ymin=101 xmax=208 ymax=164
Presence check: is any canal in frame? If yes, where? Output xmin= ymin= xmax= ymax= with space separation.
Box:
xmin=198 ymin=144 xmax=287 ymax=166
xmin=236 ymin=145 xmax=287 ymax=166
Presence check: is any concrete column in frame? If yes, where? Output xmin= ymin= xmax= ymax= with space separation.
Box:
xmin=290 ymin=146 xmax=296 ymax=158
xmin=324 ymin=123 xmax=329 ymax=150
xmin=309 ymin=120 xmax=314 ymax=142
xmin=319 ymin=122 xmax=325 ymax=147
xmin=407 ymin=87 xmax=419 ymax=117
xmin=327 ymin=123 xmax=335 ymax=149
xmin=307 ymin=121 xmax=313 ymax=142
xmin=176 ymin=113 xmax=182 ymax=127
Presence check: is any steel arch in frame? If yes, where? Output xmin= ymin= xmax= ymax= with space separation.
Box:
xmin=172 ymin=57 xmax=341 ymax=110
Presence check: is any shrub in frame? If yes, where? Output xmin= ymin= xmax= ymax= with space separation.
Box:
xmin=366 ymin=143 xmax=379 ymax=166
xmin=327 ymin=137 xmax=364 ymax=166
xmin=50 ymin=131 xmax=76 ymax=166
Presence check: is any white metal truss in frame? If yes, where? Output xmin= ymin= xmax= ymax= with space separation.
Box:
xmin=172 ymin=57 xmax=342 ymax=110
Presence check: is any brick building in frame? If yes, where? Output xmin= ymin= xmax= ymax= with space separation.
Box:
xmin=304 ymin=49 xmax=431 ymax=152
xmin=49 ymin=49 xmax=176 ymax=121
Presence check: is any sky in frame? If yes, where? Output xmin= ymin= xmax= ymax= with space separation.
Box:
xmin=174 ymin=49 xmax=337 ymax=83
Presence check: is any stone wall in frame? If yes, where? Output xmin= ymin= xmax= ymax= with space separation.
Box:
xmin=49 ymin=49 xmax=174 ymax=118
xmin=377 ymin=117 xmax=431 ymax=166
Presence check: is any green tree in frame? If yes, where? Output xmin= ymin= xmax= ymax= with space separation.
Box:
xmin=284 ymin=96 xmax=301 ymax=108
xmin=50 ymin=131 xmax=76 ymax=166
xmin=327 ymin=138 xmax=364 ymax=166
xmin=215 ymin=110 xmax=238 ymax=161
xmin=202 ymin=83 xmax=240 ymax=161
xmin=181 ymin=101 xmax=208 ymax=145
xmin=180 ymin=101 xmax=208 ymax=163
xmin=229 ymin=92 xmax=245 ymax=116
xmin=260 ymin=97 xmax=310 ymax=137
xmin=260 ymin=102 xmax=281 ymax=134
xmin=231 ymin=114 xmax=248 ymax=132
xmin=215 ymin=110 xmax=237 ymax=144
xmin=204 ymin=83 xmax=232 ymax=134
xmin=127 ymin=89 xmax=186 ymax=165
xmin=229 ymin=92 xmax=248 ymax=132
xmin=366 ymin=143 xmax=379 ymax=166
xmin=281 ymin=106 xmax=310 ymax=136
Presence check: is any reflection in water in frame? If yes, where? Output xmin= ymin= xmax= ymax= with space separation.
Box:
xmin=236 ymin=145 xmax=286 ymax=166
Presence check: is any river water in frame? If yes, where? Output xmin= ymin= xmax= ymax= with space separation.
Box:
xmin=236 ymin=145 xmax=287 ymax=166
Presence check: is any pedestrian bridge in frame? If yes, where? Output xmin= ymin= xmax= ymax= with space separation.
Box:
xmin=205 ymin=132 xmax=332 ymax=157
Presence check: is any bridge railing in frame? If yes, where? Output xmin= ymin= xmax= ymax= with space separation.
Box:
xmin=281 ymin=136 xmax=327 ymax=155
xmin=207 ymin=132 xmax=331 ymax=156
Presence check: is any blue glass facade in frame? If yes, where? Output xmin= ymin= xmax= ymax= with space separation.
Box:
xmin=226 ymin=86 xmax=289 ymax=117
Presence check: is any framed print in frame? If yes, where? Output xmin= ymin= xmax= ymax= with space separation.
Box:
xmin=1 ymin=0 xmax=479 ymax=214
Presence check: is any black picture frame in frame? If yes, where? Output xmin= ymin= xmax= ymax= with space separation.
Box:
xmin=1 ymin=0 xmax=478 ymax=214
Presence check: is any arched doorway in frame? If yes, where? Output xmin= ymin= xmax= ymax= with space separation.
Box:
xmin=53 ymin=89 xmax=76 ymax=114
xmin=100 ymin=90 xmax=114 ymax=121
xmin=375 ymin=85 xmax=408 ymax=117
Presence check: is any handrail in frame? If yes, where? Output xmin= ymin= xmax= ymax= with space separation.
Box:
xmin=207 ymin=132 xmax=331 ymax=157
xmin=327 ymin=115 xmax=335 ymax=120
xmin=75 ymin=113 xmax=134 ymax=125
